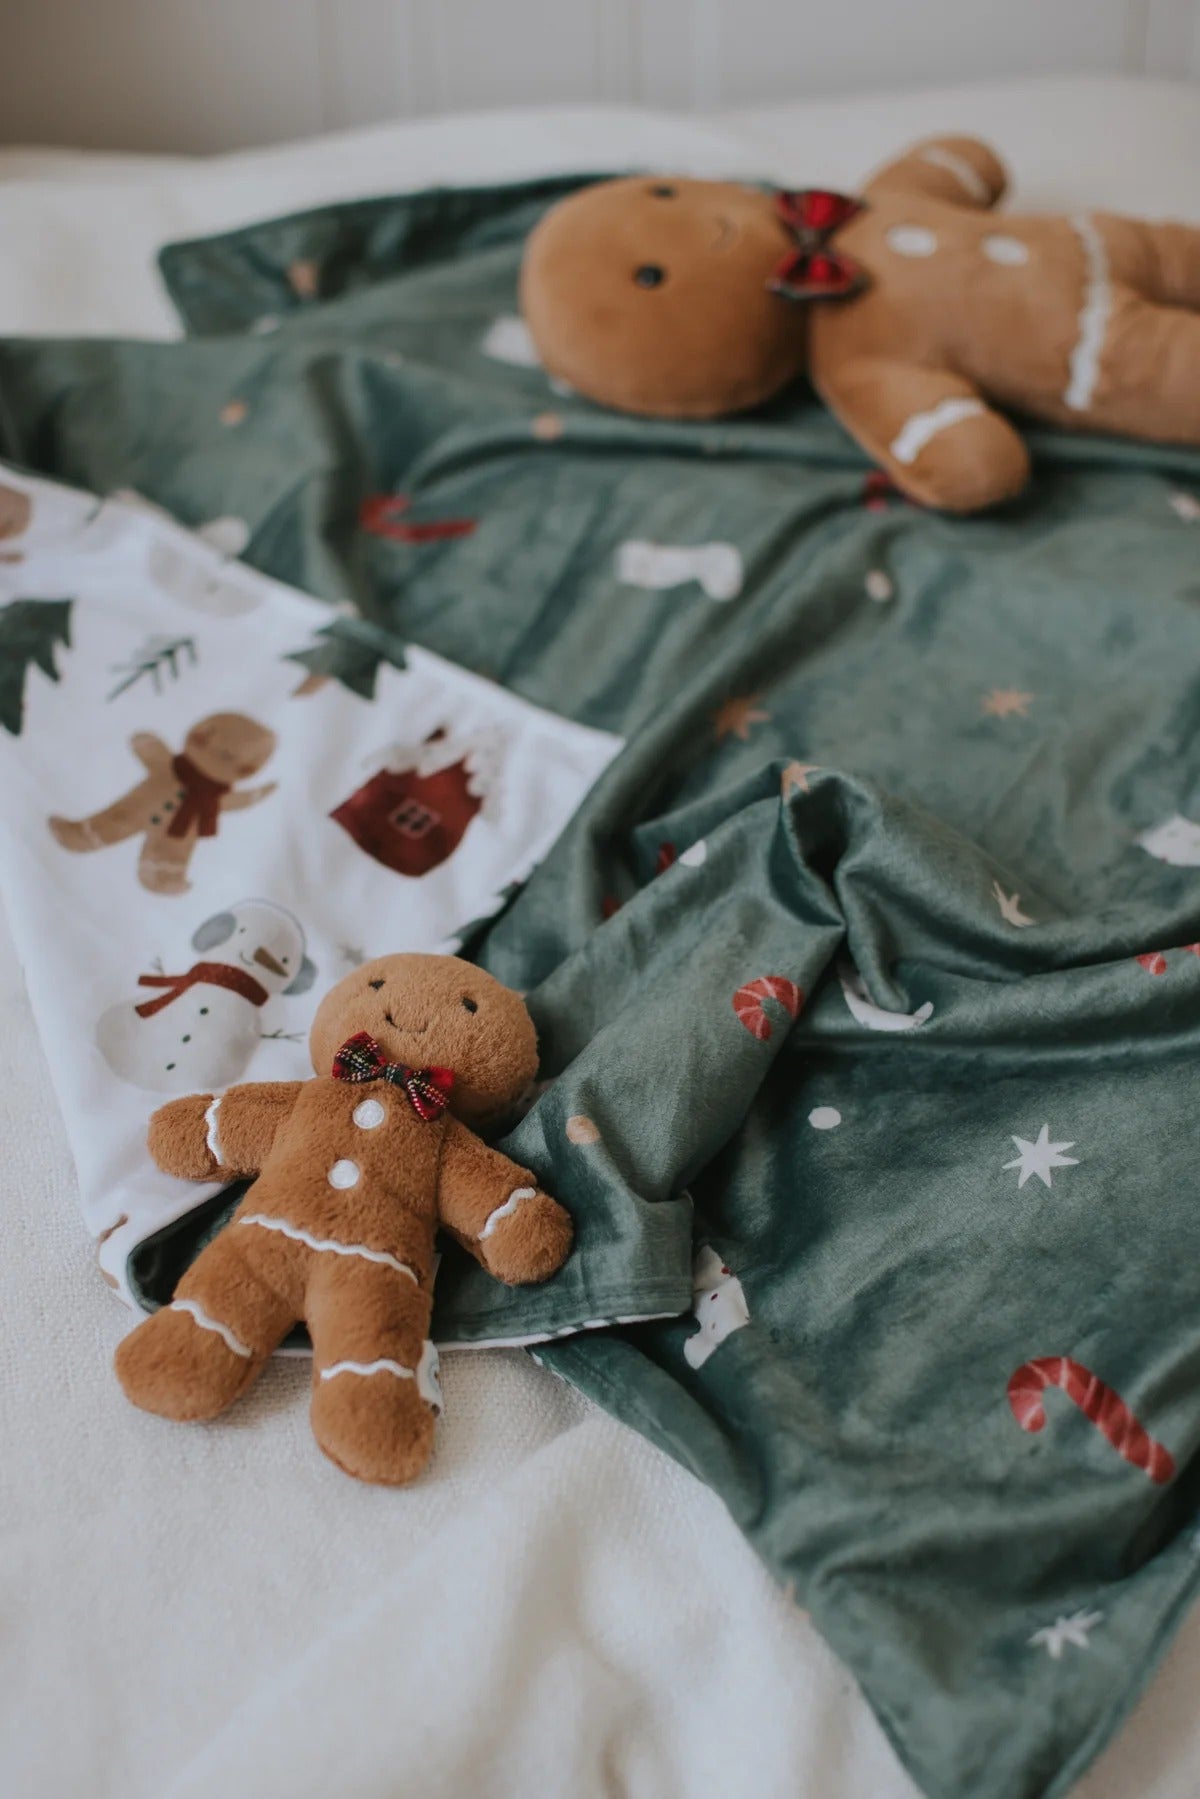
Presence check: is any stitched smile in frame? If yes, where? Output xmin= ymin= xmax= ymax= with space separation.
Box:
xmin=384 ymin=1010 xmax=427 ymax=1034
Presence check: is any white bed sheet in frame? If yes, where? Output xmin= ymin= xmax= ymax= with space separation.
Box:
xmin=3 ymin=76 xmax=1200 ymax=1799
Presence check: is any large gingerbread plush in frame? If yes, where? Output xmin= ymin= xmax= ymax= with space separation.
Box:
xmin=520 ymin=136 xmax=1200 ymax=511
xmin=49 ymin=711 xmax=276 ymax=895
xmin=115 ymin=953 xmax=572 ymax=1485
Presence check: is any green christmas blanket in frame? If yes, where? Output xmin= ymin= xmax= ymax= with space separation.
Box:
xmin=3 ymin=175 xmax=1200 ymax=1799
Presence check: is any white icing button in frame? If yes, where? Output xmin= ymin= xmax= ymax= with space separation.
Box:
xmin=886 ymin=225 xmax=937 ymax=258
xmin=352 ymin=1098 xmax=386 ymax=1130
xmin=328 ymin=1159 xmax=361 ymax=1189
xmin=809 ymin=1107 xmax=842 ymax=1130
xmin=983 ymin=234 xmax=1029 ymax=266
xmin=865 ymin=569 xmax=893 ymax=603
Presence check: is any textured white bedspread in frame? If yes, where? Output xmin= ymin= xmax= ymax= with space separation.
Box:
xmin=3 ymin=77 xmax=1199 ymax=1799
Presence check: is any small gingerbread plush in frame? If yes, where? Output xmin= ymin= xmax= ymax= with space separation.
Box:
xmin=115 ymin=953 xmax=573 ymax=1484
xmin=520 ymin=137 xmax=1200 ymax=511
xmin=49 ymin=711 xmax=276 ymax=895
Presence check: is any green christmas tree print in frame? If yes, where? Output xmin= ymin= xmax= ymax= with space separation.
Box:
xmin=284 ymin=616 xmax=407 ymax=701
xmin=0 ymin=598 xmax=73 ymax=736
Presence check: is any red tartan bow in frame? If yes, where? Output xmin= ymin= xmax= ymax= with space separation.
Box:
xmin=331 ymin=1031 xmax=455 ymax=1121
xmin=769 ymin=188 xmax=867 ymax=303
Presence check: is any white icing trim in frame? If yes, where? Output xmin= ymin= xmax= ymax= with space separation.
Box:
xmin=203 ymin=1095 xmax=223 ymax=1164
xmin=918 ymin=145 xmax=989 ymax=203
xmin=1065 ymin=214 xmax=1111 ymax=413
xmin=479 ymin=1185 xmax=536 ymax=1241
xmin=321 ymin=1357 xmax=412 ymax=1380
xmin=320 ymin=1340 xmax=442 ymax=1411
xmin=238 ymin=1213 xmax=417 ymax=1280
xmin=170 ymin=1297 xmax=252 ymax=1359
xmin=890 ymin=397 xmax=984 ymax=466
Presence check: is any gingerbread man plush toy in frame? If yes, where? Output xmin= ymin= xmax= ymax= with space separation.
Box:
xmin=519 ymin=136 xmax=1200 ymax=511
xmin=116 ymin=953 xmax=573 ymax=1484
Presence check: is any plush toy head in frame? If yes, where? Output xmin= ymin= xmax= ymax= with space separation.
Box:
xmin=308 ymin=952 xmax=538 ymax=1124
xmin=520 ymin=175 xmax=807 ymax=418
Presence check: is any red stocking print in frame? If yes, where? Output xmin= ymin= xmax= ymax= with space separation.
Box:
xmin=1008 ymin=1356 xmax=1174 ymax=1485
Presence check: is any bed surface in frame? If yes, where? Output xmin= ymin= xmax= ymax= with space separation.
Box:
xmin=3 ymin=74 xmax=1200 ymax=1799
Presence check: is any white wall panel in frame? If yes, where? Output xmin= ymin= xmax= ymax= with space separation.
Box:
xmin=678 ymin=0 xmax=1138 ymax=106
xmin=0 ymin=0 xmax=1196 ymax=154
xmin=1145 ymin=0 xmax=1200 ymax=71
xmin=0 ymin=0 xmax=325 ymax=154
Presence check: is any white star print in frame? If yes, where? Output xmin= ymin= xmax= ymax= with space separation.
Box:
xmin=1004 ymin=1124 xmax=1079 ymax=1190
xmin=1029 ymin=1609 xmax=1103 ymax=1659
xmin=992 ymin=881 xmax=1033 ymax=927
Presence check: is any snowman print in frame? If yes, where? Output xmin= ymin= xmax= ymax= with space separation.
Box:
xmin=95 ymin=899 xmax=316 ymax=1093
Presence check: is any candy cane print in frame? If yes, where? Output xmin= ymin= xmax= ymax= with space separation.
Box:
xmin=732 ymin=976 xmax=803 ymax=1042
xmin=1007 ymin=1356 xmax=1174 ymax=1485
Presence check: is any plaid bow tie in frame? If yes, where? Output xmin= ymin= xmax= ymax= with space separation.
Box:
xmin=769 ymin=189 xmax=867 ymax=303
xmin=331 ymin=1032 xmax=455 ymax=1121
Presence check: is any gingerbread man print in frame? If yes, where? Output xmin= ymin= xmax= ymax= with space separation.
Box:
xmin=48 ymin=712 xmax=277 ymax=895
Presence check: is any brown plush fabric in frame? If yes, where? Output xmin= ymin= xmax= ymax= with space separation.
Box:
xmin=115 ymin=954 xmax=572 ymax=1485
xmin=519 ymin=140 xmax=1200 ymax=511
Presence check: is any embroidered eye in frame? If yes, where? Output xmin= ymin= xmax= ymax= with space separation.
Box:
xmin=634 ymin=264 xmax=666 ymax=289
xmin=369 ymin=978 xmax=385 ymax=991
xmin=461 ymin=997 xmax=478 ymax=1014
xmin=648 ymin=184 xmax=676 ymax=199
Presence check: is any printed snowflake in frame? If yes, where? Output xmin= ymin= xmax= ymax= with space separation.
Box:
xmin=982 ymin=688 xmax=1033 ymax=719
xmin=992 ymin=881 xmax=1033 ymax=927
xmin=714 ymin=695 xmax=770 ymax=742
xmin=1028 ymin=1610 xmax=1103 ymax=1659
xmin=781 ymin=760 xmax=821 ymax=797
xmin=1004 ymin=1124 xmax=1079 ymax=1190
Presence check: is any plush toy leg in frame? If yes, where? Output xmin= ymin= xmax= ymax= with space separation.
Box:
xmin=115 ymin=1226 xmax=298 ymax=1421
xmin=1089 ymin=294 xmax=1200 ymax=443
xmin=1127 ymin=221 xmax=1200 ymax=310
xmin=306 ymin=1256 xmax=438 ymax=1486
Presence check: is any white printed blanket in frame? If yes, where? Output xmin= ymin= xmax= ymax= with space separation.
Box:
xmin=0 ymin=466 xmax=619 ymax=1304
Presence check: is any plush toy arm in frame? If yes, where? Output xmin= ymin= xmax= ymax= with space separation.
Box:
xmin=816 ymin=357 xmax=1030 ymax=512
xmin=865 ymin=136 xmax=1007 ymax=210
xmin=147 ymin=1081 xmax=303 ymax=1180
xmin=437 ymin=1115 xmax=573 ymax=1285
